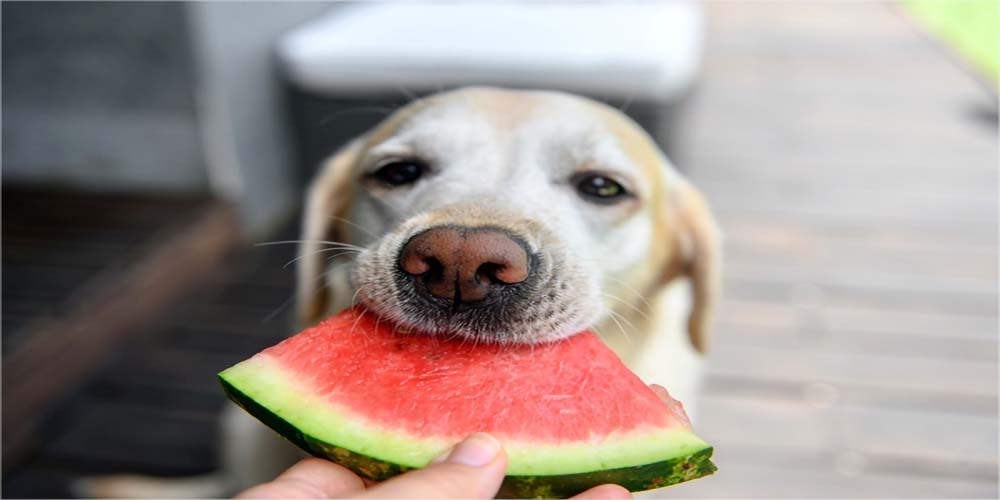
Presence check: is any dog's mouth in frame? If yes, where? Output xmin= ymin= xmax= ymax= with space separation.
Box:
xmin=350 ymin=226 xmax=603 ymax=345
xmin=387 ymin=249 xmax=545 ymax=337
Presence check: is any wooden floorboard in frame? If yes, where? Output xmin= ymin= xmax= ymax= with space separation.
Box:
xmin=1 ymin=189 xmax=215 ymax=352
xmin=3 ymin=223 xmax=238 ymax=464
xmin=674 ymin=2 xmax=998 ymax=497
xmin=1 ymin=220 xmax=301 ymax=498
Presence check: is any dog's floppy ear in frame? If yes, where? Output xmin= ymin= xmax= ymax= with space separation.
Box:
xmin=659 ymin=180 xmax=722 ymax=354
xmin=297 ymin=139 xmax=363 ymax=326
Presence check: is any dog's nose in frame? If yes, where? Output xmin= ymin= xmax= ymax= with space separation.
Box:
xmin=398 ymin=227 xmax=530 ymax=303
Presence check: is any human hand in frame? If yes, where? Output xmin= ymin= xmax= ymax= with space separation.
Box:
xmin=235 ymin=432 xmax=631 ymax=499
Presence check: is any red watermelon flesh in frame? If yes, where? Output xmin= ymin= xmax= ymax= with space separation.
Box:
xmin=219 ymin=306 xmax=715 ymax=497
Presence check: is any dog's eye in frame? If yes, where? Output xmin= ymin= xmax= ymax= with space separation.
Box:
xmin=372 ymin=160 xmax=425 ymax=186
xmin=575 ymin=174 xmax=629 ymax=203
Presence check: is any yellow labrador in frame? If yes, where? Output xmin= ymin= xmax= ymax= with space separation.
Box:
xmin=80 ymin=86 xmax=720 ymax=497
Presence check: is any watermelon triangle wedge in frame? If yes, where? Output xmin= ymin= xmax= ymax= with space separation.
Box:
xmin=219 ymin=306 xmax=716 ymax=497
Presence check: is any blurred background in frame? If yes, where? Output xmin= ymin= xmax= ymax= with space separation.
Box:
xmin=2 ymin=1 xmax=997 ymax=498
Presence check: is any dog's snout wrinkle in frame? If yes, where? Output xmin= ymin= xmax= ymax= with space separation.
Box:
xmin=398 ymin=227 xmax=529 ymax=304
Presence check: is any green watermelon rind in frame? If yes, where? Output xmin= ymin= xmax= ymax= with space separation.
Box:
xmin=219 ymin=374 xmax=716 ymax=497
xmin=218 ymin=355 xmax=716 ymax=497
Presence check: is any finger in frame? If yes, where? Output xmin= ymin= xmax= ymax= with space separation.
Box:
xmin=570 ymin=483 xmax=633 ymax=499
xmin=235 ymin=457 xmax=366 ymax=499
xmin=363 ymin=433 xmax=507 ymax=499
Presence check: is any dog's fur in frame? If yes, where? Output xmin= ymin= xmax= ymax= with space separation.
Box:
xmin=79 ymin=87 xmax=719 ymax=498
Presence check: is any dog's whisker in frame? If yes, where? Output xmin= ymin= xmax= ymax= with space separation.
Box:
xmin=255 ymin=239 xmax=316 ymax=247
xmin=319 ymin=67 xmax=421 ymax=104
xmin=602 ymin=276 xmax=654 ymax=310
xmin=325 ymin=250 xmax=362 ymax=262
xmin=349 ymin=314 xmax=366 ymax=339
xmin=282 ymin=248 xmax=361 ymax=269
xmin=400 ymin=85 xmax=420 ymax=105
xmin=326 ymin=215 xmax=379 ymax=239
xmin=349 ymin=287 xmax=364 ymax=307
xmin=373 ymin=312 xmax=384 ymax=339
xmin=261 ymin=271 xmax=328 ymax=323
xmin=349 ymin=287 xmax=371 ymax=339
xmin=601 ymin=292 xmax=650 ymax=321
xmin=608 ymin=308 xmax=638 ymax=332
xmin=590 ymin=324 xmax=608 ymax=342
xmin=261 ymin=293 xmax=297 ymax=324
xmin=618 ymin=91 xmax=637 ymax=114
xmin=573 ymin=254 xmax=621 ymax=264
xmin=605 ymin=310 xmax=634 ymax=348
xmin=591 ymin=319 xmax=626 ymax=348
xmin=255 ymin=239 xmax=366 ymax=251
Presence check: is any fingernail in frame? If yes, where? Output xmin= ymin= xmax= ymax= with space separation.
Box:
xmin=444 ymin=433 xmax=500 ymax=467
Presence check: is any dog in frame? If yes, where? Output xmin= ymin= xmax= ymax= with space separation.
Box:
xmin=79 ymin=86 xmax=720 ymax=497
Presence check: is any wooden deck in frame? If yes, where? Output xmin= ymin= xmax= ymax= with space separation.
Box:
xmin=2 ymin=2 xmax=997 ymax=498
xmin=668 ymin=3 xmax=998 ymax=498
xmin=1 ymin=189 xmax=239 ymax=466
xmin=2 ymin=223 xmax=298 ymax=497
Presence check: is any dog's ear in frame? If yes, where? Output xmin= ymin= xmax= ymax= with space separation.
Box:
xmin=659 ymin=180 xmax=722 ymax=354
xmin=297 ymin=139 xmax=363 ymax=326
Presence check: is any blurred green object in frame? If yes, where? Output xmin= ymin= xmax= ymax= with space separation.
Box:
xmin=905 ymin=0 xmax=999 ymax=84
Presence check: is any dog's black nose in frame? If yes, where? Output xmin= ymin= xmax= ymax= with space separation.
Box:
xmin=398 ymin=227 xmax=530 ymax=303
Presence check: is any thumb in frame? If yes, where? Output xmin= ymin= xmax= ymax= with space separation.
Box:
xmin=362 ymin=433 xmax=507 ymax=499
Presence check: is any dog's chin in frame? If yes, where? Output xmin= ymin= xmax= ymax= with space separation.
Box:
xmin=349 ymin=245 xmax=605 ymax=344
xmin=354 ymin=293 xmax=597 ymax=346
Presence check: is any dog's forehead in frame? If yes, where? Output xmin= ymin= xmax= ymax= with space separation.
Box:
xmin=390 ymin=89 xmax=602 ymax=144
xmin=371 ymin=89 xmax=664 ymax=172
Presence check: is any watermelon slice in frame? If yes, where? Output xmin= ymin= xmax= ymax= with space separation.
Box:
xmin=219 ymin=307 xmax=715 ymax=497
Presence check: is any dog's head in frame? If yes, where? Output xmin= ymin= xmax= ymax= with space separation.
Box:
xmin=298 ymin=87 xmax=719 ymax=351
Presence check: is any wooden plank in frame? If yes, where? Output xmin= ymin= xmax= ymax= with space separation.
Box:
xmin=696 ymin=395 xmax=998 ymax=465
xmin=704 ymin=375 xmax=997 ymax=417
xmin=663 ymin=1 xmax=1000 ymax=497
xmin=1 ymin=265 xmax=102 ymax=300
xmin=666 ymin=462 xmax=998 ymax=498
xmin=723 ymin=276 xmax=996 ymax=318
xmin=35 ymin=401 xmax=217 ymax=475
xmin=96 ymin=346 xmax=249 ymax=394
xmin=706 ymin=187 xmax=996 ymax=230
xmin=177 ymin=303 xmax=298 ymax=335
xmin=2 ymin=189 xmax=210 ymax=231
xmin=168 ymin=324 xmax=288 ymax=356
xmin=706 ymin=344 xmax=997 ymax=398
xmin=2 ymin=238 xmax=132 ymax=269
xmin=209 ymin=281 xmax=299 ymax=311
xmin=1 ymin=204 xmax=239 ymax=463
xmin=711 ymin=208 xmax=995 ymax=248
xmin=715 ymin=322 xmax=997 ymax=362
xmin=715 ymin=212 xmax=997 ymax=251
xmin=2 ymin=467 xmax=76 ymax=499
xmin=82 ymin=377 xmax=226 ymax=414
xmin=722 ymin=235 xmax=998 ymax=289
xmin=693 ymin=155 xmax=998 ymax=193
xmin=718 ymin=299 xmax=998 ymax=339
